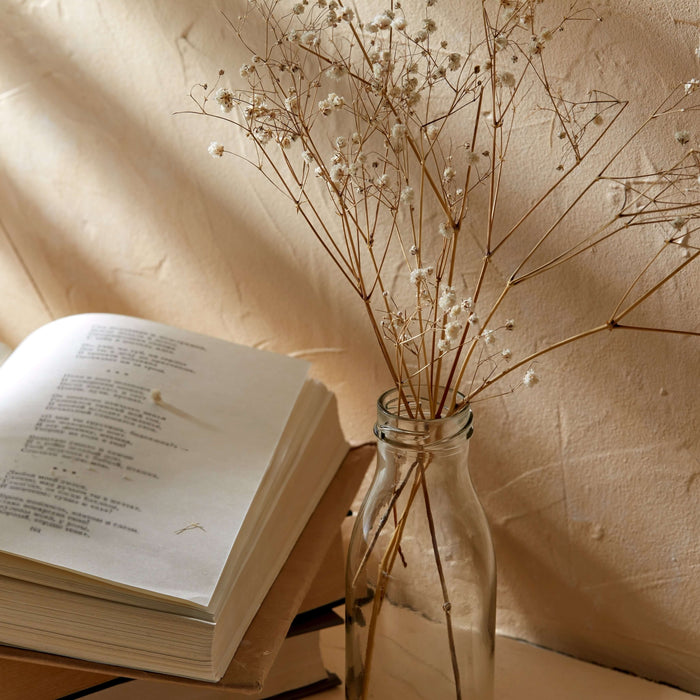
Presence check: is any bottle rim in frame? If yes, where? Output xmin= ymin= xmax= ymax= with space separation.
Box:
xmin=374 ymin=387 xmax=473 ymax=447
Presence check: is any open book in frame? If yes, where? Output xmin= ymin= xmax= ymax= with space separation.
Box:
xmin=0 ymin=314 xmax=349 ymax=681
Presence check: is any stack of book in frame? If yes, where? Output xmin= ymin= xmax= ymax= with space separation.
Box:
xmin=0 ymin=314 xmax=372 ymax=698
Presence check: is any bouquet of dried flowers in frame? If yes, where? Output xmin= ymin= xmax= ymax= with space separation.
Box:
xmin=181 ymin=0 xmax=698 ymax=420
xmin=180 ymin=2 xmax=698 ymax=697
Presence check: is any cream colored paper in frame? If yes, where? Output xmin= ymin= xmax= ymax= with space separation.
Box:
xmin=0 ymin=314 xmax=310 ymax=608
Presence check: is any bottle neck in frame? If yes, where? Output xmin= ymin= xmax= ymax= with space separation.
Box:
xmin=374 ymin=388 xmax=474 ymax=450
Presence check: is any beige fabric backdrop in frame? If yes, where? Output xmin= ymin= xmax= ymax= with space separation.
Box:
xmin=0 ymin=0 xmax=698 ymax=692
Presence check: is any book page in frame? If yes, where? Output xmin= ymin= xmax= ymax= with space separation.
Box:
xmin=0 ymin=314 xmax=310 ymax=607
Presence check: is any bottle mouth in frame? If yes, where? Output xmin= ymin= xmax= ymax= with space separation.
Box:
xmin=374 ymin=387 xmax=473 ymax=447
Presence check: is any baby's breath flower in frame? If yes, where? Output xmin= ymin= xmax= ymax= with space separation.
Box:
xmin=319 ymin=92 xmax=345 ymax=115
xmin=284 ymin=93 xmax=298 ymax=111
xmin=501 ymin=348 xmax=512 ymax=361
xmin=366 ymin=21 xmax=379 ymax=33
xmin=423 ymin=18 xmax=437 ymax=33
xmin=302 ymin=150 xmax=315 ymax=164
xmin=374 ymin=13 xmax=392 ymax=29
xmin=684 ymin=78 xmax=699 ymax=95
xmin=494 ymin=35 xmax=508 ymax=50
xmin=410 ymin=267 xmax=431 ymax=285
xmin=215 ymin=87 xmax=234 ymax=113
xmin=208 ymin=141 xmax=224 ymax=158
xmin=329 ymin=163 xmax=348 ymax=183
xmin=438 ymin=338 xmax=451 ymax=353
xmin=438 ymin=222 xmax=454 ymax=238
xmin=482 ymin=329 xmax=495 ymax=345
xmin=539 ymin=28 xmax=553 ymax=42
xmin=447 ymin=53 xmax=462 ymax=71
xmin=239 ymin=64 xmax=253 ymax=78
xmin=336 ymin=135 xmax=347 ymax=149
xmin=414 ymin=29 xmax=428 ymax=42
xmin=528 ymin=38 xmax=543 ymax=55
xmin=409 ymin=245 xmax=418 ymax=255
xmin=426 ymin=124 xmax=440 ymax=140
xmin=445 ymin=321 xmax=462 ymax=341
xmin=400 ymin=186 xmax=414 ymax=204
xmin=326 ymin=64 xmax=347 ymax=80
xmin=292 ymin=3 xmax=304 ymax=14
xmin=341 ymin=8 xmax=353 ymax=21
xmin=443 ymin=166 xmax=456 ymax=182
xmin=523 ymin=368 xmax=539 ymax=387
xmin=675 ymin=130 xmax=691 ymax=145
xmin=438 ymin=286 xmax=457 ymax=311
xmin=497 ymin=71 xmax=516 ymax=88
xmin=391 ymin=122 xmax=407 ymax=142
xmin=391 ymin=16 xmax=407 ymax=30
xmin=376 ymin=173 xmax=389 ymax=187
xmin=505 ymin=319 xmax=514 ymax=330
xmin=301 ymin=30 xmax=319 ymax=46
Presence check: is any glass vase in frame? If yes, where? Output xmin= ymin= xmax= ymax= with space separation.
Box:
xmin=345 ymin=388 xmax=496 ymax=699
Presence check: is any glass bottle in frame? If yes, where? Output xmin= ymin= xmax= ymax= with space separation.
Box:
xmin=346 ymin=388 xmax=496 ymax=699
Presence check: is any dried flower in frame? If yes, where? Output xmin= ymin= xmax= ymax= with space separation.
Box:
xmin=374 ymin=13 xmax=392 ymax=29
xmin=675 ymin=130 xmax=691 ymax=145
xmin=319 ymin=92 xmax=345 ymax=115
xmin=447 ymin=53 xmax=462 ymax=71
xmin=330 ymin=163 xmax=348 ymax=183
xmin=410 ymin=267 xmax=431 ymax=285
xmin=438 ymin=222 xmax=454 ymax=238
xmin=684 ymin=78 xmax=699 ymax=95
xmin=439 ymin=286 xmax=457 ymax=311
xmin=208 ymin=141 xmax=224 ymax=158
xmin=426 ymin=124 xmax=440 ymax=140
xmin=215 ymin=87 xmax=234 ymax=113
xmin=445 ymin=321 xmax=462 ymax=341
xmin=438 ymin=338 xmax=451 ymax=353
xmin=400 ymin=186 xmax=415 ymax=204
xmin=326 ymin=64 xmax=347 ymax=80
xmin=523 ymin=368 xmax=539 ymax=387
xmin=497 ymin=71 xmax=516 ymax=88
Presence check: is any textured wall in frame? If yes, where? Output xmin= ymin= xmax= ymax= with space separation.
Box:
xmin=0 ymin=0 xmax=698 ymax=692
